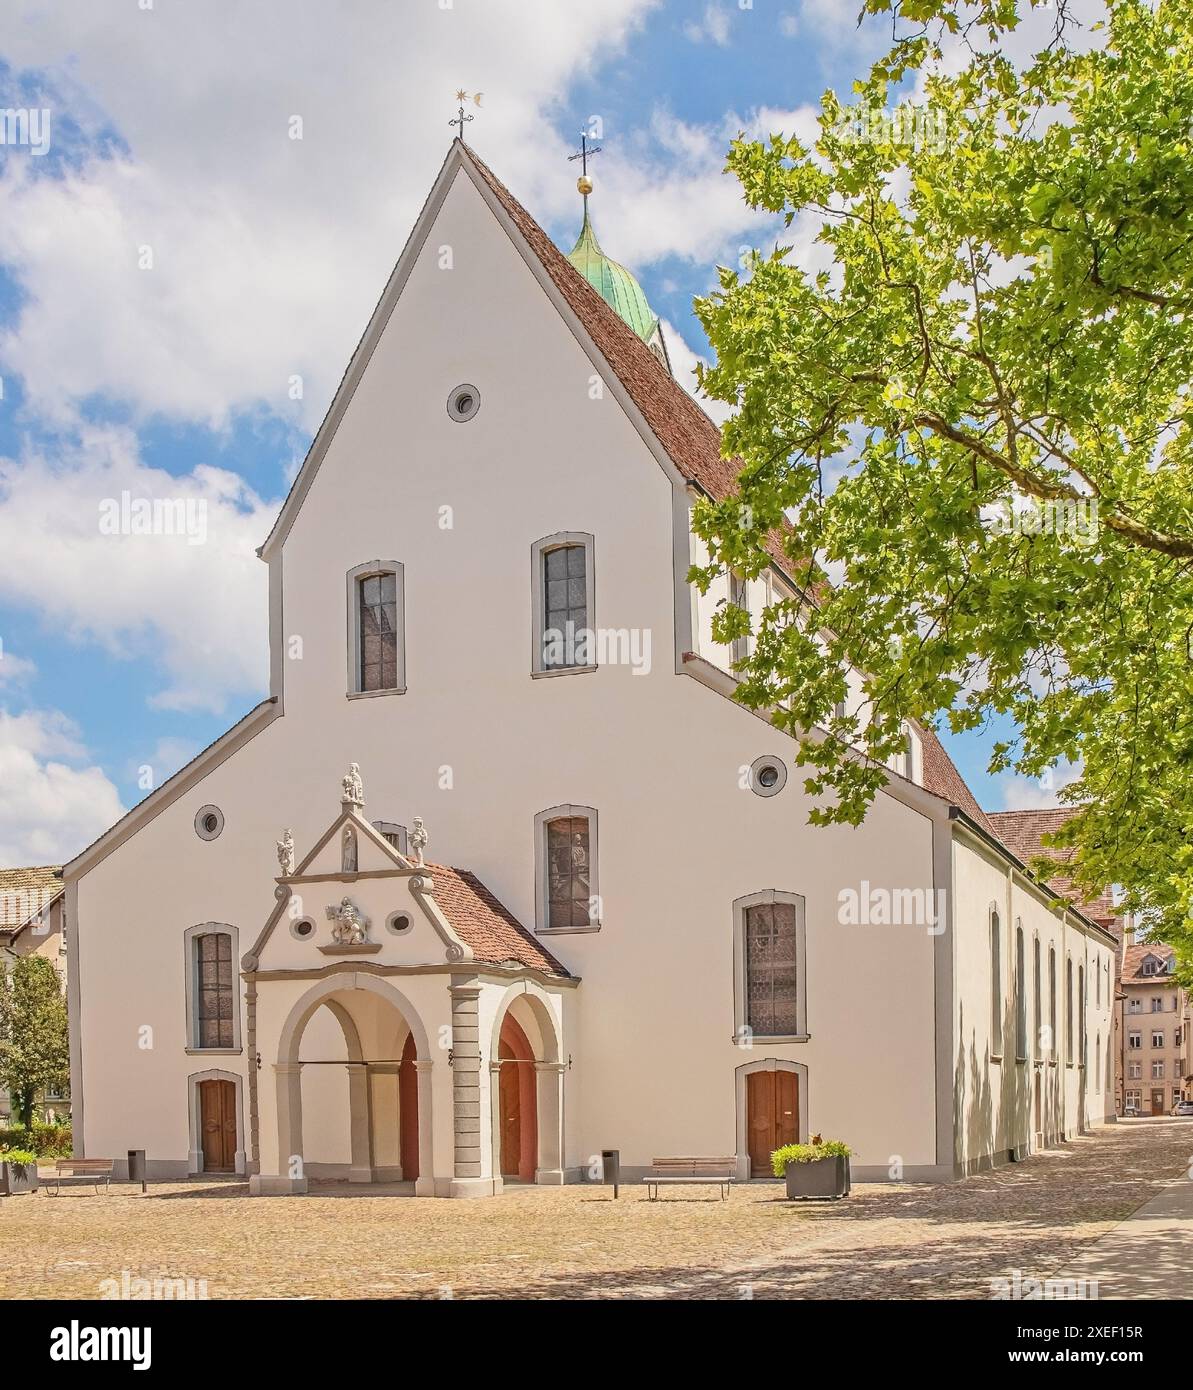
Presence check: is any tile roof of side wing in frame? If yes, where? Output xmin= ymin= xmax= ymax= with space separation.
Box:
xmin=427 ymin=864 xmax=571 ymax=978
xmin=987 ymin=807 xmax=1119 ymax=925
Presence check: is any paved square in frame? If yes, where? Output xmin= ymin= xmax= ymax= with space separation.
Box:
xmin=5 ymin=1119 xmax=1190 ymax=1299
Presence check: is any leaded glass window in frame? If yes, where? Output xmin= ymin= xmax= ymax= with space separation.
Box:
xmin=359 ymin=572 xmax=398 ymax=691
xmin=196 ymin=932 xmax=234 ymax=1049
xmin=546 ymin=816 xmax=591 ymax=928
xmin=745 ymin=901 xmax=799 ymax=1036
xmin=542 ymin=545 xmax=588 ymax=669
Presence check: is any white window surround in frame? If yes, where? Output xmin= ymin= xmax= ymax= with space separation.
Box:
xmin=183 ymin=922 xmax=242 ymax=1055
xmin=533 ymin=804 xmax=600 ymax=934
xmin=187 ymin=1068 xmax=246 ymax=1175
xmin=732 ymin=890 xmax=809 ymax=1044
xmin=530 ymin=532 xmax=596 ymax=678
xmin=346 ymin=560 xmax=406 ymax=698
xmin=733 ymin=1057 xmax=808 ymax=1182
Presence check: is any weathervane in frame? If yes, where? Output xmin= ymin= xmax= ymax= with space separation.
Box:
xmin=568 ymin=131 xmax=602 ymax=196
xmin=450 ymin=89 xmax=482 ymax=140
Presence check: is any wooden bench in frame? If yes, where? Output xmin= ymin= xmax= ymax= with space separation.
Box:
xmin=643 ymin=1157 xmax=736 ymax=1201
xmin=47 ymin=1159 xmax=113 ymax=1195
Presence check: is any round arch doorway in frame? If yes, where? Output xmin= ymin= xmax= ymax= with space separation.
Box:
xmin=497 ymin=1013 xmax=538 ymax=1183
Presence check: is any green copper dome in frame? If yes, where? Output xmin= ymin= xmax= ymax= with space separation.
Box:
xmin=566 ymin=203 xmax=660 ymax=342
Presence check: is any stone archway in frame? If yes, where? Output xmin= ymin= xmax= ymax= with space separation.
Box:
xmin=488 ymin=983 xmax=565 ymax=1187
xmin=271 ymin=973 xmax=434 ymax=1196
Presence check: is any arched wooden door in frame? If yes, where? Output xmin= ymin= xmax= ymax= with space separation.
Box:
xmin=747 ymin=1070 xmax=798 ymax=1177
xmin=198 ymin=1079 xmax=237 ymax=1172
xmin=498 ymin=1014 xmax=537 ymax=1183
xmin=398 ymin=1032 xmax=419 ymax=1183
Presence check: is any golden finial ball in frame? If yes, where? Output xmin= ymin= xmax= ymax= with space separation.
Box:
xmin=576 ymin=174 xmax=593 ymax=195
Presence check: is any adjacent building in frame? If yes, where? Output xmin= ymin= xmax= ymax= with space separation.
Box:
xmin=0 ymin=864 xmax=70 ymax=1124
xmin=1118 ymin=938 xmax=1188 ymax=1116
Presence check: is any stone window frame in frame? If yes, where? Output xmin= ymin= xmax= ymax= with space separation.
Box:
xmin=989 ymin=903 xmax=1003 ymax=1060
xmin=183 ymin=922 xmax=241 ymax=1055
xmin=346 ymin=560 xmax=406 ymax=698
xmin=1014 ymin=920 xmax=1028 ymax=1063
xmin=732 ymin=890 xmax=809 ymax=1045
xmin=534 ymin=804 xmax=600 ymax=935
xmin=530 ymin=532 xmax=596 ymax=678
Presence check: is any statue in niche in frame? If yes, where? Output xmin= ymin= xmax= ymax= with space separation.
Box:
xmin=325 ymin=897 xmax=370 ymax=945
xmin=277 ymin=829 xmax=295 ymax=877
xmin=342 ymin=825 xmax=358 ymax=873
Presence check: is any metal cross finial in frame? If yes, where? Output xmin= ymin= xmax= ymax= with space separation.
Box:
xmin=450 ymin=90 xmax=475 ymax=139
xmin=568 ymin=131 xmax=602 ymax=176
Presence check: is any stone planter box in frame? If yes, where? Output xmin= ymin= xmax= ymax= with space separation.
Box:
xmin=0 ymin=1160 xmax=40 ymax=1196
xmin=784 ymin=1154 xmax=850 ymax=1200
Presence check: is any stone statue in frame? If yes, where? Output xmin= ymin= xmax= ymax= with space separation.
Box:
xmin=409 ymin=816 xmax=427 ymax=867
xmin=325 ymin=897 xmax=370 ymax=945
xmin=277 ymin=829 xmax=295 ymax=877
xmin=342 ymin=825 xmax=357 ymax=874
xmin=341 ymin=762 xmax=364 ymax=809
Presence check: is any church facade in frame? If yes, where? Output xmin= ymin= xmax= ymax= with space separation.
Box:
xmin=63 ymin=141 xmax=1116 ymax=1194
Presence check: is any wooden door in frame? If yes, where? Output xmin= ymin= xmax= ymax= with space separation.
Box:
xmin=498 ymin=1014 xmax=537 ymax=1182
xmin=199 ymin=1079 xmax=236 ymax=1172
xmin=1150 ymin=1089 xmax=1164 ymax=1116
xmin=747 ymin=1070 xmax=798 ymax=1177
xmin=398 ymin=1033 xmax=419 ymax=1182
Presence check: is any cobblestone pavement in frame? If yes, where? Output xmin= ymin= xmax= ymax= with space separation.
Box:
xmin=4 ymin=1119 xmax=1190 ymax=1300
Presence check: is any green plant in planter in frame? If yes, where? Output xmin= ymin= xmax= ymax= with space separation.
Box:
xmin=0 ymin=1149 xmax=38 ymax=1168
xmin=771 ymin=1138 xmax=851 ymax=1178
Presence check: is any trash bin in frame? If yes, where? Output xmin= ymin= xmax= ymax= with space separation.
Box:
xmin=600 ymin=1148 xmax=620 ymax=1199
xmin=127 ymin=1149 xmax=147 ymax=1191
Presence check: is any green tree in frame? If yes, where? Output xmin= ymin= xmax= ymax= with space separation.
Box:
xmin=691 ymin=0 xmax=1193 ymax=971
xmin=0 ymin=956 xmax=70 ymax=1128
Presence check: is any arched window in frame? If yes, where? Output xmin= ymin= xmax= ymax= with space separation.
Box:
xmin=534 ymin=805 xmax=599 ymax=932
xmin=990 ymin=907 xmax=1002 ymax=1055
xmin=1095 ymin=1032 xmax=1101 ymax=1090
xmin=733 ymin=891 xmax=808 ymax=1042
xmin=183 ymin=924 xmax=241 ymax=1053
xmin=1066 ymin=957 xmax=1074 ymax=1064
xmin=1015 ymin=923 xmax=1027 ymax=1061
xmin=1033 ymin=936 xmax=1042 ymax=1061
xmin=531 ymin=533 xmax=595 ymax=675
xmin=1048 ymin=947 xmax=1057 ymax=1060
xmin=347 ymin=561 xmax=405 ymax=696
xmin=1079 ymin=964 xmax=1086 ymax=1067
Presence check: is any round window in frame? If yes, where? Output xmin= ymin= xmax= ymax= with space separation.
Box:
xmin=290 ymin=918 xmax=316 ymax=942
xmin=194 ymin=805 xmax=225 ymax=840
xmin=446 ymin=383 xmax=480 ymax=423
xmin=748 ymin=756 xmax=787 ymax=798
xmin=386 ymin=911 xmax=413 ymax=936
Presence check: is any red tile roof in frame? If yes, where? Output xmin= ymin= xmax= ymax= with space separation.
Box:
xmin=1121 ymin=941 xmax=1177 ymax=984
xmin=426 ymin=863 xmax=569 ymax=977
xmin=986 ymin=808 xmax=1118 ymax=924
xmin=0 ymin=865 xmax=63 ymax=931
xmin=916 ymin=726 xmax=993 ymax=833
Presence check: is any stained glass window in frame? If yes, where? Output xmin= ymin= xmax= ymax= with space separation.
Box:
xmin=546 ymin=816 xmax=591 ymax=928
xmin=359 ymin=572 xmax=398 ymax=691
xmin=543 ymin=546 xmax=587 ymax=669
xmin=196 ymin=932 xmax=234 ymax=1049
xmin=745 ymin=902 xmax=799 ymax=1036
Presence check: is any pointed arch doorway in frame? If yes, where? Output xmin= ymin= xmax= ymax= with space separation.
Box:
xmin=498 ymin=1013 xmax=537 ymax=1183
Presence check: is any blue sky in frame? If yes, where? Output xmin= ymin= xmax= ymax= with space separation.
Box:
xmin=0 ymin=0 xmax=1054 ymax=864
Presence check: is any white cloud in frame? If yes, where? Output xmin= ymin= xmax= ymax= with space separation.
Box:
xmin=0 ymin=707 xmax=125 ymax=864
xmin=0 ymin=426 xmax=275 ymax=713
xmin=661 ymin=318 xmax=734 ymax=427
xmin=684 ymin=4 xmax=732 ymax=46
xmin=997 ymin=761 xmax=1082 ymax=812
xmin=0 ymin=651 xmax=37 ymax=687
xmin=778 ymin=13 xmax=800 ymax=39
xmin=0 ymin=0 xmax=658 ymax=432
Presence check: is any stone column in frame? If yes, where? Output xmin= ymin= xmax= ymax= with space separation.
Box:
xmin=250 ymin=1062 xmax=308 ymax=1195
xmin=345 ymin=1062 xmax=373 ymax=1183
xmin=414 ymin=1058 xmax=435 ymax=1197
xmin=535 ymin=1061 xmax=567 ymax=1184
xmin=448 ymin=982 xmax=490 ymax=1197
xmin=488 ymin=1060 xmax=505 ymax=1195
